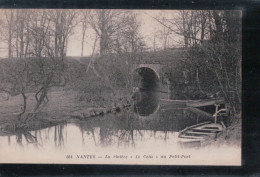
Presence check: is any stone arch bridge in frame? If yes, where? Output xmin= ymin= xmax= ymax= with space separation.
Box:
xmin=132 ymin=63 xmax=167 ymax=96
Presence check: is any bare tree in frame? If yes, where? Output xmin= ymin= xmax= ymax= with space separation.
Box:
xmin=0 ymin=10 xmax=78 ymax=121
xmin=120 ymin=13 xmax=143 ymax=54
xmin=119 ymin=12 xmax=145 ymax=88
xmin=79 ymin=10 xmax=89 ymax=56
xmin=154 ymin=10 xmax=241 ymax=113
xmin=154 ymin=10 xmax=210 ymax=48
xmin=88 ymin=10 xmax=127 ymax=55
xmin=51 ymin=10 xmax=78 ymax=58
xmin=1 ymin=10 xmax=32 ymax=59
xmin=0 ymin=58 xmax=29 ymax=120
xmin=2 ymin=10 xmax=15 ymax=58
xmin=28 ymin=10 xmax=77 ymax=113
xmin=158 ymin=16 xmax=172 ymax=50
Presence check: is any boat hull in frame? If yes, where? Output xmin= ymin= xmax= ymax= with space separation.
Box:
xmin=178 ymin=121 xmax=225 ymax=147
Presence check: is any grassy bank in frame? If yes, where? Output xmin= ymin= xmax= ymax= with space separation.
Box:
xmin=0 ymin=88 xmax=131 ymax=135
xmin=216 ymin=114 xmax=241 ymax=146
xmin=202 ymin=114 xmax=241 ymax=148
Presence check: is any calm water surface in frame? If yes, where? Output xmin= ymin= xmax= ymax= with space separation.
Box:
xmin=0 ymin=91 xmax=212 ymax=152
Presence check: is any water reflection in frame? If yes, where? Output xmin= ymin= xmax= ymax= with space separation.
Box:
xmin=13 ymin=130 xmax=41 ymax=148
xmin=132 ymin=66 xmax=160 ymax=116
xmin=54 ymin=124 xmax=65 ymax=149
xmin=133 ymin=90 xmax=160 ymax=116
xmin=0 ymin=106 xmax=212 ymax=152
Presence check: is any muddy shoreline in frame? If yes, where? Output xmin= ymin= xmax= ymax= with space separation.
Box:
xmin=0 ymin=103 xmax=132 ymax=136
xmin=0 ymin=89 xmax=133 ymax=135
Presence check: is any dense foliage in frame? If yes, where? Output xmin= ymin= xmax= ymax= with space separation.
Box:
xmin=0 ymin=10 xmax=241 ymax=121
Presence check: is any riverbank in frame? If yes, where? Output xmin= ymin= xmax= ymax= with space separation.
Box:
xmin=0 ymin=89 xmax=241 ymax=148
xmin=202 ymin=114 xmax=241 ymax=148
xmin=0 ymin=89 xmax=132 ymax=135
xmin=215 ymin=114 xmax=241 ymax=146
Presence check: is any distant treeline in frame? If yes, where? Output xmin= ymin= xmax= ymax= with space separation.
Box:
xmin=0 ymin=10 xmax=241 ymax=120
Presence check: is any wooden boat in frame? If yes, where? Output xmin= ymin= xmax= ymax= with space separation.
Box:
xmin=178 ymin=121 xmax=226 ymax=144
xmin=186 ymin=97 xmax=225 ymax=108
xmin=160 ymin=97 xmax=225 ymax=109
xmin=160 ymin=99 xmax=188 ymax=109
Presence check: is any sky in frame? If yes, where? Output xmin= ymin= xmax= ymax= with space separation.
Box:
xmin=67 ymin=10 xmax=182 ymax=56
xmin=0 ymin=10 xmax=183 ymax=58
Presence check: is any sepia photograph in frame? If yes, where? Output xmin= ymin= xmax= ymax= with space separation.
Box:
xmin=0 ymin=9 xmax=241 ymax=165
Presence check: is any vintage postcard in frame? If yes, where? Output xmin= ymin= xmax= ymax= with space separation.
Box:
xmin=0 ymin=9 xmax=241 ymax=165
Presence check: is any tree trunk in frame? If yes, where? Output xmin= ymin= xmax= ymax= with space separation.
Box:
xmin=18 ymin=92 xmax=27 ymax=120
xmin=100 ymin=34 xmax=105 ymax=56
xmin=167 ymin=80 xmax=175 ymax=100
xmin=196 ymin=68 xmax=202 ymax=92
xmin=20 ymin=20 xmax=24 ymax=58
xmin=212 ymin=11 xmax=223 ymax=41
xmin=33 ymin=86 xmax=47 ymax=112
xmin=81 ymin=23 xmax=86 ymax=56
xmin=182 ymin=12 xmax=188 ymax=48
xmin=16 ymin=32 xmax=19 ymax=58
xmin=24 ymin=24 xmax=30 ymax=57
xmin=200 ymin=12 xmax=206 ymax=42
xmin=55 ymin=21 xmax=58 ymax=57
xmin=8 ymin=11 xmax=13 ymax=58
xmin=8 ymin=26 xmax=12 ymax=58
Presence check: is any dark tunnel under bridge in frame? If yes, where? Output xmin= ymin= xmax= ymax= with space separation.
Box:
xmin=133 ymin=67 xmax=160 ymax=91
xmin=132 ymin=65 xmax=161 ymax=116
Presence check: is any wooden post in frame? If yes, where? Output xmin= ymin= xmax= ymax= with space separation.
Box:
xmin=167 ymin=80 xmax=174 ymax=100
xmin=225 ymin=103 xmax=231 ymax=116
xmin=214 ymin=104 xmax=220 ymax=123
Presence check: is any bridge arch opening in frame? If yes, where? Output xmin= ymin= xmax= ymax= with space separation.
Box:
xmin=133 ymin=67 xmax=160 ymax=92
xmin=132 ymin=67 xmax=160 ymax=116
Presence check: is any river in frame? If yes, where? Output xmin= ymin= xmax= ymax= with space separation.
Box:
xmin=0 ymin=90 xmax=212 ymax=152
xmin=0 ymin=91 xmax=241 ymax=165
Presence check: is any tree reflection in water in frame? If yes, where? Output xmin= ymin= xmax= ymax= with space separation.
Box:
xmin=15 ymin=130 xmax=41 ymax=149
xmin=81 ymin=127 xmax=97 ymax=147
xmin=76 ymin=107 xmax=211 ymax=148
xmin=133 ymin=90 xmax=160 ymax=116
xmin=54 ymin=124 xmax=65 ymax=149
xmin=1 ymin=105 xmax=212 ymax=150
